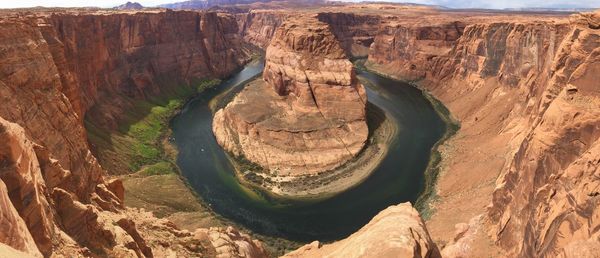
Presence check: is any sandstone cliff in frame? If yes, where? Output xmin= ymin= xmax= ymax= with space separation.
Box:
xmin=239 ymin=11 xmax=382 ymax=58
xmin=360 ymin=8 xmax=600 ymax=258
xmin=48 ymin=11 xmax=249 ymax=127
xmin=316 ymin=12 xmax=381 ymax=57
xmin=213 ymin=15 xmax=368 ymax=176
xmin=2 ymin=4 xmax=599 ymax=258
xmin=238 ymin=10 xmax=288 ymax=48
xmin=0 ymin=10 xmax=266 ymax=257
xmin=485 ymin=12 xmax=600 ymax=257
xmin=284 ymin=203 xmax=438 ymax=258
xmin=367 ymin=20 xmax=465 ymax=81
xmin=234 ymin=6 xmax=599 ymax=257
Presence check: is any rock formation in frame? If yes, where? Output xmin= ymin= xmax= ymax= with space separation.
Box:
xmin=1 ymin=2 xmax=599 ymax=258
xmin=238 ymin=10 xmax=289 ymax=48
xmin=239 ymin=11 xmax=382 ymax=57
xmin=0 ymin=178 xmax=42 ymax=258
xmin=0 ymin=9 xmax=266 ymax=257
xmin=160 ymin=0 xmax=278 ymax=10
xmin=115 ymin=2 xmax=144 ymax=10
xmin=316 ymin=12 xmax=382 ymax=57
xmin=484 ymin=12 xmax=600 ymax=257
xmin=367 ymin=20 xmax=465 ymax=81
xmin=47 ymin=11 xmax=249 ymax=127
xmin=283 ymin=203 xmax=438 ymax=258
xmin=237 ymin=5 xmax=600 ymax=257
xmin=213 ymin=15 xmax=368 ymax=175
xmin=0 ymin=243 xmax=37 ymax=258
xmin=358 ymin=7 xmax=600 ymax=258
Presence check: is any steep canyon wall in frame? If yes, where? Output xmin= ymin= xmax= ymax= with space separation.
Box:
xmin=0 ymin=10 xmax=266 ymax=257
xmin=238 ymin=8 xmax=600 ymax=257
xmin=48 ymin=11 xmax=250 ymax=128
xmin=1 ymin=5 xmax=599 ymax=258
xmin=367 ymin=10 xmax=600 ymax=258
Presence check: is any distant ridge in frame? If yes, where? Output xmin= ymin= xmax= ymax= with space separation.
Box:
xmin=503 ymin=7 xmax=597 ymax=12
xmin=115 ymin=1 xmax=144 ymax=10
xmin=159 ymin=0 xmax=274 ymax=9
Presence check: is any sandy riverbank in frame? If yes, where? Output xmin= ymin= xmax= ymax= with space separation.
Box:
xmin=363 ymin=62 xmax=506 ymax=256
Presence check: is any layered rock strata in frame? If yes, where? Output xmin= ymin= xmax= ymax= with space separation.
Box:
xmin=316 ymin=12 xmax=382 ymax=57
xmin=234 ymin=6 xmax=600 ymax=257
xmin=47 ymin=11 xmax=249 ymax=128
xmin=238 ymin=10 xmax=289 ymax=48
xmin=485 ymin=12 xmax=600 ymax=257
xmin=2 ymin=4 xmax=599 ymax=258
xmin=213 ymin=16 xmax=368 ymax=176
xmin=367 ymin=20 xmax=465 ymax=81
xmin=362 ymin=8 xmax=600 ymax=258
xmin=0 ymin=10 xmax=266 ymax=257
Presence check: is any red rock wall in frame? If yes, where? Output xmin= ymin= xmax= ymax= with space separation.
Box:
xmin=239 ymin=11 xmax=382 ymax=57
xmin=0 ymin=18 xmax=103 ymax=203
xmin=217 ymin=7 xmax=600 ymax=257
xmin=219 ymin=8 xmax=600 ymax=256
xmin=365 ymin=10 xmax=600 ymax=257
xmin=367 ymin=21 xmax=465 ymax=81
xmin=0 ymin=10 xmax=251 ymax=256
xmin=317 ymin=12 xmax=381 ymax=57
xmin=284 ymin=203 xmax=437 ymax=258
xmin=486 ymin=14 xmax=600 ymax=257
xmin=238 ymin=10 xmax=288 ymax=48
xmin=47 ymin=11 xmax=249 ymax=127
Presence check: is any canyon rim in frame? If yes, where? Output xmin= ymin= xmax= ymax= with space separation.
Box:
xmin=0 ymin=1 xmax=599 ymax=258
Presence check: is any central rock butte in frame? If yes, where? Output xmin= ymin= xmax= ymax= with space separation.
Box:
xmin=213 ymin=15 xmax=368 ymax=176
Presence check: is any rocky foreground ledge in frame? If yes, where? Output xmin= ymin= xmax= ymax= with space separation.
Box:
xmin=213 ymin=15 xmax=368 ymax=177
xmin=283 ymin=203 xmax=438 ymax=258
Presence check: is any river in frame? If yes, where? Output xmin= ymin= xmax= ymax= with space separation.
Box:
xmin=170 ymin=59 xmax=447 ymax=242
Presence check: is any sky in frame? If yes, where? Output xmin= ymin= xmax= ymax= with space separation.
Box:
xmin=0 ymin=0 xmax=598 ymax=9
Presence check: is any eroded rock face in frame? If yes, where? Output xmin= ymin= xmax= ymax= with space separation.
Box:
xmin=238 ymin=10 xmax=288 ymax=48
xmin=2 ymin=5 xmax=597 ymax=258
xmin=0 ymin=10 xmax=264 ymax=257
xmin=214 ymin=15 xmax=368 ymax=175
xmin=368 ymin=21 xmax=465 ymax=81
xmin=361 ymin=8 xmax=600 ymax=258
xmin=199 ymin=226 xmax=268 ymax=258
xmin=0 ymin=116 xmax=148 ymax=257
xmin=48 ymin=11 xmax=249 ymax=127
xmin=238 ymin=11 xmax=382 ymax=57
xmin=0 ymin=180 xmax=42 ymax=258
xmin=0 ymin=243 xmax=37 ymax=258
xmin=0 ymin=117 xmax=56 ymax=255
xmin=317 ymin=12 xmax=382 ymax=57
xmin=486 ymin=13 xmax=600 ymax=257
xmin=283 ymin=203 xmax=438 ymax=258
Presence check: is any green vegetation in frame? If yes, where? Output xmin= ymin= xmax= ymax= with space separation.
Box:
xmin=127 ymin=99 xmax=180 ymax=171
xmin=140 ymin=161 xmax=175 ymax=176
xmin=86 ymin=78 xmax=221 ymax=176
xmin=415 ymin=91 xmax=461 ymax=220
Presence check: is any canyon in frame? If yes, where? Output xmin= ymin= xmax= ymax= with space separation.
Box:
xmin=0 ymin=2 xmax=599 ymax=258
xmin=0 ymin=9 xmax=265 ymax=257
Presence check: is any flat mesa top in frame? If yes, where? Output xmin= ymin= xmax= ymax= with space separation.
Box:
xmin=227 ymin=79 xmax=348 ymax=132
